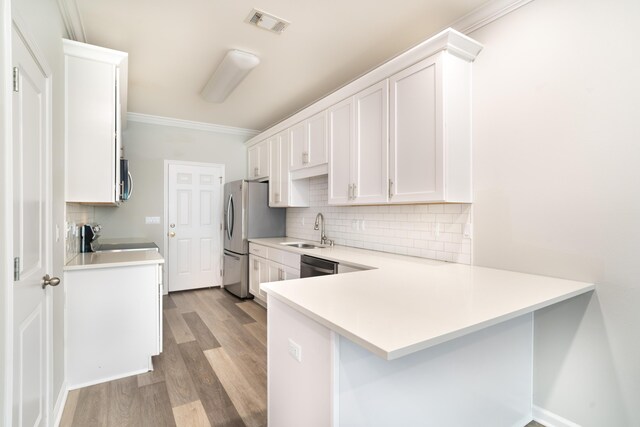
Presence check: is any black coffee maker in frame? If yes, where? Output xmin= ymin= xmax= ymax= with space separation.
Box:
xmin=80 ymin=224 xmax=101 ymax=253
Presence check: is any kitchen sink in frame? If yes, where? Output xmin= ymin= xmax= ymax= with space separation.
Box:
xmin=280 ymin=242 xmax=321 ymax=249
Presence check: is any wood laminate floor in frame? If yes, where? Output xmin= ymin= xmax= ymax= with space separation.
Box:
xmin=60 ymin=287 xmax=546 ymax=427
xmin=60 ymin=288 xmax=267 ymax=427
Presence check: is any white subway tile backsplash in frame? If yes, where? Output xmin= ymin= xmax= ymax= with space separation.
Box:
xmin=286 ymin=175 xmax=472 ymax=265
xmin=65 ymin=203 xmax=95 ymax=263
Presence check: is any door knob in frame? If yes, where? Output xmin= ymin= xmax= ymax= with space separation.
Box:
xmin=169 ymin=231 xmax=176 ymax=237
xmin=42 ymin=274 xmax=60 ymax=289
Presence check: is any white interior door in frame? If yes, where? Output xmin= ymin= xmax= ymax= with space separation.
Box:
xmin=168 ymin=163 xmax=224 ymax=292
xmin=12 ymin=24 xmax=53 ymax=427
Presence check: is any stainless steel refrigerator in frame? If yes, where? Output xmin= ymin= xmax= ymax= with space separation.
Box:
xmin=223 ymin=180 xmax=286 ymax=298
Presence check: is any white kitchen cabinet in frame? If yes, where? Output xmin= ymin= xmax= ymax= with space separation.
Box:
xmin=249 ymin=243 xmax=301 ymax=306
xmin=65 ymin=261 xmax=162 ymax=388
xmin=248 ymin=139 xmax=270 ymax=181
xmin=328 ymin=80 xmax=389 ymax=205
xmin=289 ymin=111 xmax=328 ymax=178
xmin=63 ymin=39 xmax=128 ymax=205
xmin=269 ymin=131 xmax=309 ymax=208
xmin=389 ymin=52 xmax=472 ymax=203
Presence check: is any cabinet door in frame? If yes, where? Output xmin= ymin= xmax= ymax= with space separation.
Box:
xmin=249 ymin=140 xmax=270 ymax=181
xmin=65 ymin=56 xmax=118 ymax=203
xmin=307 ymin=111 xmax=327 ymax=167
xmin=269 ymin=132 xmax=290 ymax=207
xmin=389 ymin=55 xmax=444 ymax=203
xmin=328 ymin=97 xmax=354 ymax=205
xmin=283 ymin=266 xmax=300 ymax=280
xmin=258 ymin=140 xmax=270 ymax=180
xmin=248 ymin=144 xmax=261 ymax=179
xmin=289 ymin=122 xmax=306 ymax=171
xmin=353 ymin=80 xmax=389 ymax=204
xmin=249 ymin=255 xmax=260 ymax=297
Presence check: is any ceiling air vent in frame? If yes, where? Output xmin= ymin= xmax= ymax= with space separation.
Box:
xmin=246 ymin=9 xmax=290 ymax=34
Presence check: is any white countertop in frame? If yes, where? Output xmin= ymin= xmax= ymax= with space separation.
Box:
xmin=253 ymin=237 xmax=595 ymax=360
xmin=64 ymin=250 xmax=164 ymax=271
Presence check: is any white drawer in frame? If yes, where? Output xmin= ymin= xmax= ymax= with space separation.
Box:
xmin=268 ymin=247 xmax=285 ymax=264
xmin=249 ymin=243 xmax=268 ymax=258
xmin=281 ymin=251 xmax=301 ymax=270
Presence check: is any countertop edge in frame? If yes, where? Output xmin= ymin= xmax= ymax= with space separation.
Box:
xmin=265 ymin=283 xmax=595 ymax=360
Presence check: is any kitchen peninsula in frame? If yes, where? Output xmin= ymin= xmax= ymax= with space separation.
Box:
xmin=257 ymin=238 xmax=594 ymax=427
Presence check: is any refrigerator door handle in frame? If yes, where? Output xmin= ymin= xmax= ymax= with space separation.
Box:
xmin=224 ymin=194 xmax=233 ymax=240
xmin=225 ymin=252 xmax=240 ymax=261
xmin=228 ymin=194 xmax=235 ymax=240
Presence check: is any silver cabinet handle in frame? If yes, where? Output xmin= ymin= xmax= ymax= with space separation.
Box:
xmin=254 ymin=167 xmax=259 ymax=177
xmin=302 ymin=152 xmax=309 ymax=164
xmin=348 ymin=184 xmax=352 ymax=200
xmin=389 ymin=179 xmax=394 ymax=199
xmin=352 ymin=183 xmax=357 ymax=199
xmin=254 ymin=260 xmax=258 ymax=270
xmin=42 ymin=274 xmax=60 ymax=289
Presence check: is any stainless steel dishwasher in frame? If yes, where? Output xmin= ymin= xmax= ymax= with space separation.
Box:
xmin=300 ymin=255 xmax=338 ymax=277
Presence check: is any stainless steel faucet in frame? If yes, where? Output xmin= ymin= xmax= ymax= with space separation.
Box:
xmin=314 ymin=213 xmax=333 ymax=246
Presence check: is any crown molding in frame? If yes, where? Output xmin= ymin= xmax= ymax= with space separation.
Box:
xmin=127 ymin=112 xmax=260 ymax=138
xmin=451 ymin=0 xmax=535 ymax=35
xmin=56 ymin=0 xmax=86 ymax=42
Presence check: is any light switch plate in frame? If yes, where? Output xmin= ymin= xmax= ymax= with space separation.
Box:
xmin=145 ymin=216 xmax=161 ymax=225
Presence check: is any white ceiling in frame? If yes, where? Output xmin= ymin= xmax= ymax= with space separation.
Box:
xmin=74 ymin=0 xmax=490 ymax=132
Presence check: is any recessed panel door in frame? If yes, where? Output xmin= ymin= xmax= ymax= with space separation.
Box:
xmin=328 ymin=97 xmax=354 ymax=205
xmin=12 ymin=24 xmax=53 ymax=427
xmin=168 ymin=163 xmax=224 ymax=291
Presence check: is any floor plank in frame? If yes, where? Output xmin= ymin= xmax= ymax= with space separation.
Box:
xmin=164 ymin=294 xmax=177 ymax=309
xmin=205 ymin=347 xmax=267 ymax=427
xmin=213 ymin=291 xmax=256 ymax=325
xmin=182 ymin=311 xmax=221 ymax=351
xmin=59 ymin=389 xmax=80 ymax=427
xmin=165 ymin=307 xmax=196 ymax=344
xmin=236 ymin=301 xmax=267 ymax=326
xmin=243 ymin=322 xmax=267 ymax=348
xmin=72 ymin=382 xmax=109 ymax=426
xmin=106 ymin=376 xmax=141 ymax=427
xmin=172 ymin=400 xmax=211 ymax=427
xmin=179 ymin=340 xmax=246 ymax=427
xmin=139 ymin=382 xmax=177 ymax=427
xmin=161 ymin=325 xmax=201 ymax=407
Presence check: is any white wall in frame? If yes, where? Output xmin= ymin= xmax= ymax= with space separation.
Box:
xmin=470 ymin=0 xmax=640 ymax=425
xmin=95 ymin=120 xmax=248 ymax=252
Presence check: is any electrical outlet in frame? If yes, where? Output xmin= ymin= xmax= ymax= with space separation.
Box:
xmin=463 ymin=223 xmax=473 ymax=239
xmin=288 ymin=338 xmax=302 ymax=362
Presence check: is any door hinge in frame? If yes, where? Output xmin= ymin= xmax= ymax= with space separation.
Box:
xmin=219 ymin=176 xmax=222 ymax=184
xmin=14 ymin=257 xmax=20 ymax=281
xmin=12 ymin=67 xmax=19 ymax=92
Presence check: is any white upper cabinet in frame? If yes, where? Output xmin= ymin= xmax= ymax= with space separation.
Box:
xmin=246 ymin=29 xmax=482 ymax=205
xmin=328 ymin=98 xmax=353 ymax=205
xmin=289 ymin=111 xmax=328 ymax=179
xmin=353 ymin=80 xmax=389 ymax=204
xmin=64 ymin=39 xmax=128 ymax=205
xmin=328 ymin=80 xmax=388 ymax=205
xmin=269 ymin=131 xmax=309 ymax=208
xmin=269 ymin=132 xmax=288 ymax=207
xmin=389 ymin=52 xmax=472 ymax=203
xmin=248 ymin=139 xmax=270 ymax=181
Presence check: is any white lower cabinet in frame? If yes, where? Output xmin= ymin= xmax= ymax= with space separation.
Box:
xmin=249 ymin=243 xmax=300 ymax=306
xmin=65 ymin=262 xmax=163 ymax=388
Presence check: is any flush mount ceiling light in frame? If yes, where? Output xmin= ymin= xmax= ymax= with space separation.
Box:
xmin=200 ymin=50 xmax=260 ymax=103
xmin=246 ymin=9 xmax=290 ymax=34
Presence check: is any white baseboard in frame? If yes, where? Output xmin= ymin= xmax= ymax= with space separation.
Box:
xmin=533 ymin=405 xmax=582 ymax=427
xmin=68 ymin=367 xmax=150 ymax=391
xmin=52 ymin=381 xmax=68 ymax=427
